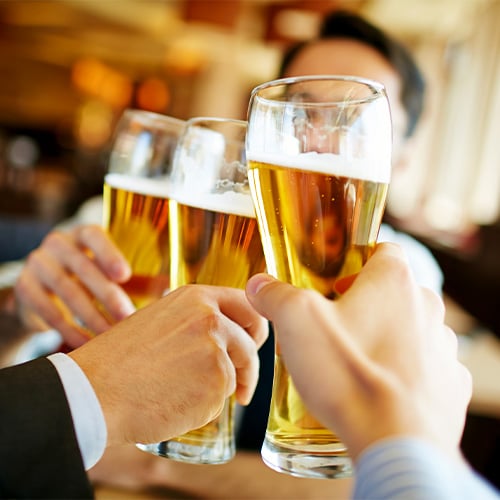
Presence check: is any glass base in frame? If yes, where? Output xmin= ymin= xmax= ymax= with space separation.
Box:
xmin=136 ymin=439 xmax=235 ymax=465
xmin=261 ymin=438 xmax=353 ymax=479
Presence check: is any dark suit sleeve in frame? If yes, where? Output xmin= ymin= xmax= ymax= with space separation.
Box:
xmin=0 ymin=357 xmax=94 ymax=499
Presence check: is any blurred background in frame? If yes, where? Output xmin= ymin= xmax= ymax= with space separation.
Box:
xmin=3 ymin=0 xmax=500 ymax=332
xmin=0 ymin=0 xmax=499 ymax=486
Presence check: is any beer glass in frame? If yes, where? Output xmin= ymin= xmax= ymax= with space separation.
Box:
xmin=103 ymin=110 xmax=185 ymax=309
xmin=246 ymin=75 xmax=392 ymax=478
xmin=137 ymin=117 xmax=266 ymax=464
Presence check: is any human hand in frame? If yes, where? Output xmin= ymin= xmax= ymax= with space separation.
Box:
xmin=14 ymin=225 xmax=135 ymax=348
xmin=246 ymin=243 xmax=472 ymax=461
xmin=69 ymin=284 xmax=268 ymax=447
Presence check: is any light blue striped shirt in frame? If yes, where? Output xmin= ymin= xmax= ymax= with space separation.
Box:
xmin=354 ymin=437 xmax=499 ymax=499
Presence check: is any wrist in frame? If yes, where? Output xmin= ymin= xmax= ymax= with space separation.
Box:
xmin=48 ymin=352 xmax=107 ymax=469
xmin=69 ymin=345 xmax=122 ymax=448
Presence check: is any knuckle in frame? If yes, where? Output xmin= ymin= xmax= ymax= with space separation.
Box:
xmin=25 ymin=247 xmax=44 ymax=269
xmin=391 ymin=256 xmax=413 ymax=283
xmin=14 ymin=272 xmax=31 ymax=299
xmin=42 ymin=230 xmax=67 ymax=251
xmin=283 ymin=287 xmax=317 ymax=311
xmin=76 ymin=224 xmax=103 ymax=243
xmin=422 ymin=287 xmax=445 ymax=317
xmin=99 ymin=284 xmax=125 ymax=311
xmin=73 ymin=254 xmax=95 ymax=275
xmin=44 ymin=308 xmax=67 ymax=331
xmin=50 ymin=266 xmax=70 ymax=293
xmin=169 ymin=283 xmax=204 ymax=303
xmin=462 ymin=365 xmax=473 ymax=397
xmin=14 ymin=274 xmax=33 ymax=307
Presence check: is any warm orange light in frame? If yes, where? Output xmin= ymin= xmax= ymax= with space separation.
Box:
xmin=164 ymin=45 xmax=207 ymax=76
xmin=71 ymin=57 xmax=133 ymax=108
xmin=136 ymin=77 xmax=171 ymax=112
xmin=75 ymin=100 xmax=114 ymax=150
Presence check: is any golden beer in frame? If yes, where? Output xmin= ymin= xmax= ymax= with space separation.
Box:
xmin=170 ymin=193 xmax=265 ymax=289
xmin=248 ymin=153 xmax=388 ymax=468
xmin=167 ymin=191 xmax=265 ymax=457
xmin=247 ymin=74 xmax=392 ymax=478
xmin=136 ymin=116 xmax=253 ymax=464
xmin=103 ymin=172 xmax=171 ymax=309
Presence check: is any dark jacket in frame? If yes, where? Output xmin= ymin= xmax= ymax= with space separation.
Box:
xmin=0 ymin=357 xmax=93 ymax=498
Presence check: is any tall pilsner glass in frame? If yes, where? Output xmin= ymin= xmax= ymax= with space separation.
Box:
xmin=137 ymin=117 xmax=266 ymax=464
xmin=246 ymin=75 xmax=392 ymax=478
xmin=103 ymin=110 xmax=185 ymax=309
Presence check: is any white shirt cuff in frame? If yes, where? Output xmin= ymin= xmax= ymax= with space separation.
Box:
xmin=47 ymin=352 xmax=107 ymax=470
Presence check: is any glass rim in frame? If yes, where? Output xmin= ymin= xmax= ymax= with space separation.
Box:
xmin=121 ymin=108 xmax=186 ymax=126
xmin=250 ymin=74 xmax=386 ymax=107
xmin=185 ymin=116 xmax=247 ymax=128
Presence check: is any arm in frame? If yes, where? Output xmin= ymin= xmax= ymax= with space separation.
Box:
xmin=245 ymin=243 xmax=486 ymax=497
xmin=0 ymin=283 xmax=267 ymax=497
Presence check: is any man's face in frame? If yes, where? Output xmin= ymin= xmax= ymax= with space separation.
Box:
xmin=282 ymin=38 xmax=408 ymax=165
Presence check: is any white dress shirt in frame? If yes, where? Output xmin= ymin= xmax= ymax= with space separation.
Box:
xmin=47 ymin=352 xmax=107 ymax=470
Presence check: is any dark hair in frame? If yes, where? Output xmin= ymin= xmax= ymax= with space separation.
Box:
xmin=279 ymin=10 xmax=425 ymax=138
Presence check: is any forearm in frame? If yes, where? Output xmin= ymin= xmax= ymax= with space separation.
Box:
xmin=353 ymin=437 xmax=499 ymax=500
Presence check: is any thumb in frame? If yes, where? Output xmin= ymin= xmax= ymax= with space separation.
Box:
xmin=246 ymin=273 xmax=288 ymax=321
xmin=246 ymin=273 xmax=319 ymax=325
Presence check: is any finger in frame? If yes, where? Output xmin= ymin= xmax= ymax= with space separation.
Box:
xmin=420 ymin=286 xmax=446 ymax=322
xmin=224 ymin=326 xmax=261 ymax=405
xmin=209 ymin=286 xmax=269 ymax=349
xmin=246 ymin=273 xmax=317 ymax=323
xmin=201 ymin=286 xmax=266 ymax=404
xmin=334 ymin=242 xmax=417 ymax=319
xmin=246 ymin=273 xmax=342 ymax=364
xmin=435 ymin=325 xmax=460 ymax=363
xmin=245 ymin=273 xmax=374 ymax=397
xmin=345 ymin=242 xmax=411 ymax=296
xmin=457 ymin=362 xmax=473 ymax=403
xmin=44 ymin=231 xmax=135 ymax=322
xmin=15 ymin=269 xmax=93 ymax=347
xmin=24 ymin=249 xmax=116 ymax=334
xmin=372 ymin=241 xmax=410 ymax=264
xmin=71 ymin=225 xmax=131 ymax=282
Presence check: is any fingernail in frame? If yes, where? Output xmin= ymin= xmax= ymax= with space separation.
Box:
xmin=121 ymin=304 xmax=136 ymax=318
xmin=110 ymin=261 xmax=130 ymax=282
xmin=247 ymin=274 xmax=275 ymax=296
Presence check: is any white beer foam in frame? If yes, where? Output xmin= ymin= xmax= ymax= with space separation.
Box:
xmin=105 ymin=173 xmax=171 ymax=198
xmin=247 ymin=151 xmax=390 ymax=184
xmin=173 ymin=190 xmax=255 ymax=218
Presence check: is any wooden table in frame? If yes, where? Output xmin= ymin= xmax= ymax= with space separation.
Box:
xmin=92 ymin=446 xmax=353 ymax=499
